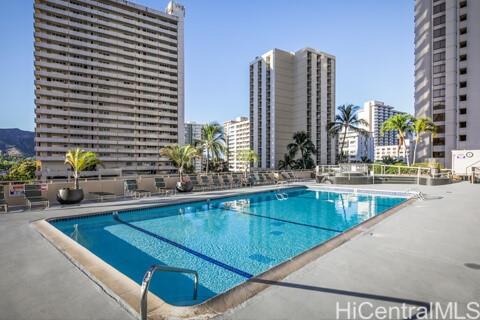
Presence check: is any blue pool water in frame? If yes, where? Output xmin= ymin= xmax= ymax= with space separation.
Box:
xmin=51 ymin=187 xmax=408 ymax=306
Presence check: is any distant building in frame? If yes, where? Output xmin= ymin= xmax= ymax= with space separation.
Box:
xmin=184 ymin=121 xmax=203 ymax=172
xmin=223 ymin=117 xmax=250 ymax=172
xmin=359 ymin=100 xmax=401 ymax=147
xmin=249 ymin=48 xmax=336 ymax=169
xmin=414 ymin=0 xmax=480 ymax=168
xmin=374 ymin=140 xmax=413 ymax=163
xmin=337 ymin=129 xmax=374 ymax=162
xmin=184 ymin=122 xmax=203 ymax=145
xmin=34 ymin=0 xmax=185 ymax=176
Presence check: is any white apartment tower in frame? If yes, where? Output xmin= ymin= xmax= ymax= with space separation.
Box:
xmin=337 ymin=129 xmax=374 ymax=162
xmin=224 ymin=117 xmax=250 ymax=172
xmin=359 ymin=100 xmax=400 ymax=147
xmin=414 ymin=0 xmax=480 ymax=167
xmin=249 ymin=48 xmax=336 ymax=169
xmin=34 ymin=0 xmax=185 ymax=176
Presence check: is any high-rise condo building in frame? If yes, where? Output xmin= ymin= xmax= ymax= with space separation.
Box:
xmin=359 ymin=100 xmax=400 ymax=147
xmin=249 ymin=48 xmax=336 ymax=169
xmin=184 ymin=122 xmax=203 ymax=145
xmin=34 ymin=0 xmax=185 ymax=176
xmin=223 ymin=117 xmax=250 ymax=172
xmin=184 ymin=121 xmax=203 ymax=172
xmin=414 ymin=0 xmax=480 ymax=167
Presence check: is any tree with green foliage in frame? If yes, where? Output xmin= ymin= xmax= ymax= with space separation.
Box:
xmin=205 ymin=158 xmax=229 ymax=173
xmin=412 ymin=117 xmax=436 ymax=165
xmin=196 ymin=123 xmax=226 ymax=174
xmin=5 ymin=159 xmax=36 ymax=181
xmin=65 ymin=149 xmax=102 ymax=189
xmin=287 ymin=131 xmax=316 ymax=169
xmin=327 ymin=104 xmax=369 ymax=163
xmin=238 ymin=149 xmax=258 ymax=174
xmin=381 ymin=114 xmax=414 ymax=166
xmin=160 ymin=144 xmax=199 ymax=180
xmin=278 ymin=153 xmax=296 ymax=170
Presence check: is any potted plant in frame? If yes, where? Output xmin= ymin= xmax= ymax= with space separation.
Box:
xmin=160 ymin=144 xmax=198 ymax=192
xmin=57 ymin=148 xmax=101 ymax=204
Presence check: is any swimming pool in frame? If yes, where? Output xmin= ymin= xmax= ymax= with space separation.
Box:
xmin=50 ymin=187 xmax=409 ymax=307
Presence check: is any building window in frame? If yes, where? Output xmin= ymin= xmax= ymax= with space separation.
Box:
xmin=433 ymin=27 xmax=445 ymax=38
xmin=459 ymin=68 xmax=467 ymax=75
xmin=459 ymin=108 xmax=467 ymax=115
xmin=459 ymin=1 xmax=467 ymax=8
xmin=459 ymin=41 xmax=467 ymax=48
xmin=433 ymin=39 xmax=446 ymax=50
xmin=459 ymin=121 xmax=467 ymax=128
xmin=433 ymin=152 xmax=445 ymax=158
xmin=433 ymin=102 xmax=445 ymax=110
xmin=433 ymin=76 xmax=445 ymax=86
xmin=433 ymin=113 xmax=445 ymax=122
xmin=433 ymin=3 xmax=445 ymax=14
xmin=433 ymin=89 xmax=445 ymax=98
xmin=433 ymin=138 xmax=445 ymax=146
xmin=433 ymin=52 xmax=445 ymax=62
xmin=459 ymin=95 xmax=467 ymax=101
xmin=459 ymin=54 xmax=467 ymax=61
xmin=459 ymin=14 xmax=467 ymax=21
xmin=459 ymin=27 xmax=467 ymax=35
xmin=433 ymin=64 xmax=445 ymax=74
xmin=433 ymin=15 xmax=445 ymax=26
xmin=459 ymin=81 xmax=467 ymax=88
xmin=459 ymin=135 xmax=467 ymax=141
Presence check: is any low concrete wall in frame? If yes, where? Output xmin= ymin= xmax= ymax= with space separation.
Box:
xmin=2 ymin=170 xmax=313 ymax=209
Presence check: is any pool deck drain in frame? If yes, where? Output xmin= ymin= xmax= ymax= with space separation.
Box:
xmin=0 ymin=182 xmax=479 ymax=320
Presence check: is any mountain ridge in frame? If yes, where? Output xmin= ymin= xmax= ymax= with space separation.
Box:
xmin=0 ymin=128 xmax=35 ymax=157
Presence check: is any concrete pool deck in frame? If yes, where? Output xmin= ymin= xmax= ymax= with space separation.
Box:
xmin=0 ymin=182 xmax=479 ymax=319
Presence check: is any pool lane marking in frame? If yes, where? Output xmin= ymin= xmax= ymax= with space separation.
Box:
xmin=113 ymin=213 xmax=253 ymax=279
xmin=222 ymin=207 xmax=343 ymax=233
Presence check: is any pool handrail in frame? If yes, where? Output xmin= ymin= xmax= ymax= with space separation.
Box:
xmin=140 ymin=264 xmax=198 ymax=320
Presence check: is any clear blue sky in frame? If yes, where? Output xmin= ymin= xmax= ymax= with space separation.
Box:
xmin=0 ymin=0 xmax=414 ymax=131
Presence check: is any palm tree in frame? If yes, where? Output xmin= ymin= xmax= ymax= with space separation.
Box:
xmin=160 ymin=144 xmax=198 ymax=180
xmin=327 ymin=104 xmax=369 ymax=163
xmin=381 ymin=113 xmax=414 ymax=166
xmin=278 ymin=153 xmax=296 ymax=170
xmin=412 ymin=117 xmax=436 ymax=165
xmin=197 ymin=123 xmax=226 ymax=174
xmin=287 ymin=131 xmax=316 ymax=169
xmin=65 ymin=148 xmax=101 ymax=189
xmin=238 ymin=149 xmax=258 ymax=177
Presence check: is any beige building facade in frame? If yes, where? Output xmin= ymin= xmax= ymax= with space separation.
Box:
xmin=34 ymin=0 xmax=185 ymax=176
xmin=249 ymin=48 xmax=336 ymax=169
xmin=224 ymin=117 xmax=250 ymax=172
xmin=375 ymin=140 xmax=413 ymax=163
xmin=414 ymin=0 xmax=480 ymax=168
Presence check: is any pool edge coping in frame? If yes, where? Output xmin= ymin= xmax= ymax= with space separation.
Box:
xmin=31 ymin=188 xmax=415 ymax=320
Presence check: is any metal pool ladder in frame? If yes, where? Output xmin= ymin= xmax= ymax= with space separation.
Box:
xmin=140 ymin=265 xmax=198 ymax=320
xmin=274 ymin=186 xmax=289 ymax=200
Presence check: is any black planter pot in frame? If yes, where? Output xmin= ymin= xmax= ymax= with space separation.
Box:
xmin=57 ymin=188 xmax=84 ymax=204
xmin=176 ymin=181 xmax=193 ymax=192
